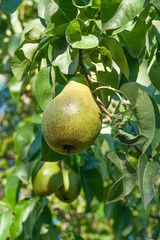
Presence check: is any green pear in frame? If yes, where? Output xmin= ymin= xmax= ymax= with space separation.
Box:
xmin=55 ymin=163 xmax=81 ymax=203
xmin=32 ymin=162 xmax=63 ymax=197
xmin=41 ymin=80 xmax=102 ymax=155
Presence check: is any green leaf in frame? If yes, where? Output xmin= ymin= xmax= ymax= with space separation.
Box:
xmin=38 ymin=0 xmax=51 ymax=19
xmin=12 ymin=43 xmax=38 ymax=81
xmin=48 ymin=38 xmax=79 ymax=74
xmin=91 ymin=0 xmax=101 ymax=8
xmin=1 ymin=0 xmax=23 ymax=14
xmin=66 ymin=19 xmax=99 ymax=49
xmin=148 ymin=57 xmax=160 ymax=91
xmin=10 ymin=197 xmax=48 ymax=240
xmin=150 ymin=0 xmax=160 ymax=10
xmin=138 ymin=154 xmax=160 ymax=208
xmin=120 ymin=82 xmax=155 ymax=153
xmin=9 ymin=77 xmax=22 ymax=102
xmin=72 ymin=0 xmax=91 ymax=8
xmin=107 ymin=152 xmax=137 ymax=203
xmin=45 ymin=0 xmax=77 ymax=25
xmin=111 ymin=109 xmax=133 ymax=130
xmin=102 ymin=0 xmax=147 ymax=31
xmin=116 ymin=129 xmax=148 ymax=145
xmin=15 ymin=123 xmax=41 ymax=162
xmin=5 ymin=168 xmax=21 ymax=212
xmin=152 ymin=20 xmax=160 ymax=43
xmin=35 ymin=67 xmax=53 ymax=110
xmin=15 ymin=153 xmax=40 ymax=184
xmin=100 ymin=36 xmax=129 ymax=78
xmin=101 ymin=0 xmax=122 ymax=25
xmin=24 ymin=27 xmax=44 ymax=43
xmin=11 ymin=49 xmax=30 ymax=82
xmin=41 ymin=135 xmax=67 ymax=162
xmin=82 ymin=168 xmax=104 ymax=202
xmin=119 ymin=20 xmax=145 ymax=58
xmin=96 ymin=68 xmax=119 ymax=106
xmin=0 ymin=214 xmax=13 ymax=240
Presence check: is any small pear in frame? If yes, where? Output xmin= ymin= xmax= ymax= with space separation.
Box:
xmin=42 ymin=80 xmax=102 ymax=155
xmin=32 ymin=162 xmax=63 ymax=197
xmin=55 ymin=163 xmax=81 ymax=203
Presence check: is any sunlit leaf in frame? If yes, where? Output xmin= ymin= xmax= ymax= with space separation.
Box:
xmin=35 ymin=67 xmax=53 ymax=110
xmin=5 ymin=168 xmax=21 ymax=212
xmin=0 ymin=214 xmax=13 ymax=240
xmin=102 ymin=0 xmax=147 ymax=31
xmin=48 ymin=38 xmax=79 ymax=74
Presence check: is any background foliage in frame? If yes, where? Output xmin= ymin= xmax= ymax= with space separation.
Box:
xmin=1 ymin=0 xmax=160 ymax=239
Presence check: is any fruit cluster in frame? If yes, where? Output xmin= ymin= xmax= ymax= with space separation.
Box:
xmin=32 ymin=161 xmax=81 ymax=203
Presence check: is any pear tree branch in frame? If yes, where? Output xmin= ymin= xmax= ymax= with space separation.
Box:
xmin=79 ymin=49 xmax=112 ymax=120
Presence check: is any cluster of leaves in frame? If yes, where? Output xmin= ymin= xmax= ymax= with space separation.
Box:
xmin=1 ymin=0 xmax=160 ymax=239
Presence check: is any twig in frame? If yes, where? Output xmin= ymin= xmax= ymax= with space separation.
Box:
xmin=102 ymin=118 xmax=111 ymax=123
xmin=79 ymin=49 xmax=112 ymax=120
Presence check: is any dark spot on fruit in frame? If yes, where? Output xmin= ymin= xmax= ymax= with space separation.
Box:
xmin=63 ymin=145 xmax=73 ymax=153
xmin=63 ymin=194 xmax=69 ymax=201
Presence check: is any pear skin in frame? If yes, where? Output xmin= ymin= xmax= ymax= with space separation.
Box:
xmin=55 ymin=163 xmax=81 ymax=203
xmin=32 ymin=162 xmax=63 ymax=196
xmin=42 ymin=80 xmax=102 ymax=155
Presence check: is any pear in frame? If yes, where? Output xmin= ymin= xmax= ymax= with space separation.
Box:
xmin=41 ymin=80 xmax=102 ymax=155
xmin=55 ymin=162 xmax=81 ymax=203
xmin=32 ymin=162 xmax=63 ymax=197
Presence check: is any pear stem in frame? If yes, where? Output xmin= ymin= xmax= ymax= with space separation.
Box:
xmin=79 ymin=50 xmax=112 ymax=120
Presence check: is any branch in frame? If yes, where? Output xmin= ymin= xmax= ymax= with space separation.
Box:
xmin=79 ymin=50 xmax=112 ymax=120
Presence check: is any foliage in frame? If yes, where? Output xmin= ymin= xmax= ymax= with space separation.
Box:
xmin=1 ymin=0 xmax=160 ymax=239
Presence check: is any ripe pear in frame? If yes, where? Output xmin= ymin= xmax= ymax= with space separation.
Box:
xmin=32 ymin=162 xmax=63 ymax=197
xmin=55 ymin=162 xmax=81 ymax=203
xmin=41 ymin=80 xmax=102 ymax=155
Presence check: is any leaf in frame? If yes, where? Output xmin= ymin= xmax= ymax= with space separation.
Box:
xmin=5 ymin=168 xmax=21 ymax=212
xmin=15 ymin=153 xmax=40 ymax=184
xmin=48 ymin=38 xmax=79 ymax=74
xmin=116 ymin=129 xmax=148 ymax=145
xmin=9 ymin=77 xmax=23 ymax=102
xmin=150 ymin=0 xmax=160 ymax=10
xmin=82 ymin=168 xmax=104 ymax=202
xmin=100 ymin=36 xmax=129 ymax=78
xmin=91 ymin=0 xmax=101 ymax=9
xmin=111 ymin=108 xmax=133 ymax=129
xmin=72 ymin=0 xmax=91 ymax=8
xmin=45 ymin=0 xmax=77 ymax=25
xmin=24 ymin=27 xmax=44 ymax=43
xmin=10 ymin=197 xmax=48 ymax=240
xmin=152 ymin=20 xmax=160 ymax=43
xmin=119 ymin=19 xmax=145 ymax=58
xmin=66 ymin=19 xmax=99 ymax=49
xmin=106 ymin=152 xmax=137 ymax=203
xmin=101 ymin=0 xmax=122 ymax=25
xmin=12 ymin=43 xmax=38 ymax=81
xmin=0 ymin=214 xmax=13 ymax=240
xmin=41 ymin=135 xmax=67 ymax=162
xmin=96 ymin=68 xmax=119 ymax=106
xmin=148 ymin=57 xmax=160 ymax=91
xmin=35 ymin=67 xmax=53 ymax=110
xmin=15 ymin=123 xmax=41 ymax=162
xmin=11 ymin=49 xmax=30 ymax=82
xmin=138 ymin=154 xmax=160 ymax=208
xmin=102 ymin=0 xmax=147 ymax=31
xmin=1 ymin=0 xmax=23 ymax=14
xmin=120 ymin=82 xmax=155 ymax=153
